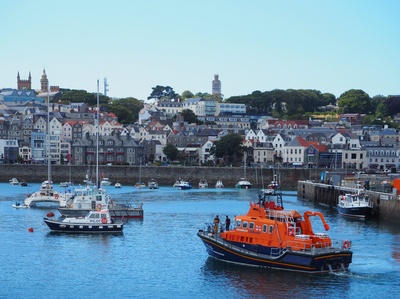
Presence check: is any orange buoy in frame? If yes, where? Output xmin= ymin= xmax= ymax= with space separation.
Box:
xmin=28 ymin=227 xmax=34 ymax=232
xmin=47 ymin=212 xmax=54 ymax=217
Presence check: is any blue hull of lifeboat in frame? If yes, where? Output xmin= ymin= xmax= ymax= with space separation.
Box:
xmin=197 ymin=231 xmax=352 ymax=273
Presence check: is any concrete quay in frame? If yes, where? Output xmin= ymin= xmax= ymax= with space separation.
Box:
xmin=297 ymin=180 xmax=400 ymax=224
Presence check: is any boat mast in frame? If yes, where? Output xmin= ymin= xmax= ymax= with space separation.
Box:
xmin=96 ymin=80 xmax=99 ymax=189
xmin=47 ymin=82 xmax=51 ymax=182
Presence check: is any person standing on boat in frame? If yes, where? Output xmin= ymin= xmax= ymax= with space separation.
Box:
xmin=213 ymin=215 xmax=220 ymax=233
xmin=225 ymin=215 xmax=231 ymax=231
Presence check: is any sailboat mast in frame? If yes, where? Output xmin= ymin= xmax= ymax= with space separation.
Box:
xmin=96 ymin=80 xmax=99 ymax=188
xmin=47 ymin=82 xmax=51 ymax=182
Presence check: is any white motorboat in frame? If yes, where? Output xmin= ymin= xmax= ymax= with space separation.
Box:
xmin=215 ymin=180 xmax=224 ymax=188
xmin=198 ymin=179 xmax=208 ymax=188
xmin=44 ymin=208 xmax=124 ymax=233
xmin=9 ymin=178 xmax=19 ymax=185
xmin=101 ymin=178 xmax=112 ymax=186
xmin=235 ymin=178 xmax=252 ymax=189
xmin=337 ymin=189 xmax=374 ymax=218
xmin=148 ymin=179 xmax=159 ymax=189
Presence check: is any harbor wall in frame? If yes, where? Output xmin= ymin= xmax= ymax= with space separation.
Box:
xmin=297 ymin=180 xmax=400 ymax=224
xmin=0 ymin=164 xmax=321 ymax=189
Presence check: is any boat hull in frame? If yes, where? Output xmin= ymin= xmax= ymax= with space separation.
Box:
xmin=197 ymin=231 xmax=352 ymax=273
xmin=337 ymin=206 xmax=373 ymax=218
xmin=58 ymin=207 xmax=143 ymax=219
xmin=44 ymin=218 xmax=123 ymax=233
xmin=235 ymin=184 xmax=252 ymax=189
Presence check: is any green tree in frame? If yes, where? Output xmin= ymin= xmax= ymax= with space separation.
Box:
xmin=148 ymin=85 xmax=179 ymax=101
xmin=60 ymin=89 xmax=109 ymax=106
xmin=181 ymin=90 xmax=194 ymax=100
xmin=180 ymin=109 xmax=198 ymax=124
xmin=105 ymin=97 xmax=144 ymax=124
xmin=211 ymin=133 xmax=243 ymax=164
xmin=163 ymin=143 xmax=179 ymax=161
xmin=338 ymin=89 xmax=374 ymax=114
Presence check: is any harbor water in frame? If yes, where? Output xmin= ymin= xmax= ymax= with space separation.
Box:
xmin=1 ymin=183 xmax=400 ymax=298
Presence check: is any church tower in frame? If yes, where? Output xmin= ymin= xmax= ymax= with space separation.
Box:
xmin=40 ymin=68 xmax=49 ymax=92
xmin=17 ymin=71 xmax=32 ymax=90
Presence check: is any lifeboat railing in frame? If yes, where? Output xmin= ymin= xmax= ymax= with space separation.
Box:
xmin=198 ymin=228 xmax=349 ymax=260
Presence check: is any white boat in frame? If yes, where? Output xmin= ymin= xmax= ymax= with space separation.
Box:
xmin=177 ymin=180 xmax=192 ymax=190
xmin=101 ymin=178 xmax=112 ymax=186
xmin=24 ymin=180 xmax=69 ymax=207
xmin=215 ymin=180 xmax=224 ymax=188
xmin=173 ymin=178 xmax=185 ymax=187
xmin=58 ymin=185 xmax=143 ymax=218
xmin=9 ymin=178 xmax=19 ymax=185
xmin=58 ymin=82 xmax=143 ymax=220
xmin=115 ymin=182 xmax=122 ymax=188
xmin=337 ymin=189 xmax=374 ymax=218
xmin=23 ymin=87 xmax=68 ymax=208
xmin=12 ymin=202 xmax=30 ymax=209
xmin=198 ymin=179 xmax=208 ymax=188
xmin=59 ymin=182 xmax=73 ymax=188
xmin=235 ymin=178 xmax=252 ymax=189
xmin=148 ymin=179 xmax=159 ymax=189
xmin=44 ymin=208 xmax=124 ymax=233
xmin=135 ymin=182 xmax=146 ymax=188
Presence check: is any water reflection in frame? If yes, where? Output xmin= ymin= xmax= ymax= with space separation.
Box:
xmin=202 ymin=257 xmax=352 ymax=298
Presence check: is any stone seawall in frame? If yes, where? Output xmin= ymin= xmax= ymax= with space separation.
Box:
xmin=0 ymin=164 xmax=321 ymax=189
xmin=297 ymin=180 xmax=400 ymax=224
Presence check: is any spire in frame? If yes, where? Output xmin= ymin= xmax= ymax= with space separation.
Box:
xmin=17 ymin=71 xmax=20 ymax=79
xmin=29 ymin=71 xmax=31 ymax=79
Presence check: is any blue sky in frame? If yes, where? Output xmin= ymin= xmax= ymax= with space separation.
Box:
xmin=1 ymin=0 xmax=399 ymax=101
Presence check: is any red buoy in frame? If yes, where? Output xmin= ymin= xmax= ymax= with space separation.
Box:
xmin=47 ymin=212 xmax=55 ymax=217
xmin=28 ymin=227 xmax=34 ymax=232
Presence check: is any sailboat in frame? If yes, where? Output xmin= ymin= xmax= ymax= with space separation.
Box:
xmin=59 ymin=163 xmax=73 ymax=187
xmin=23 ymin=83 xmax=68 ymax=208
xmin=135 ymin=157 xmax=146 ymax=188
xmin=235 ymin=150 xmax=252 ymax=189
xmin=58 ymin=80 xmax=144 ymax=219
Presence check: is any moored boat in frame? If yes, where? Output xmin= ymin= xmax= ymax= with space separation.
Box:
xmin=235 ymin=178 xmax=252 ymax=189
xmin=58 ymin=185 xmax=143 ymax=219
xmin=44 ymin=208 xmax=124 ymax=233
xmin=173 ymin=178 xmax=184 ymax=187
xmin=24 ymin=180 xmax=69 ymax=207
xmin=177 ymin=180 xmax=192 ymax=190
xmin=135 ymin=181 xmax=146 ymax=188
xmin=197 ymin=192 xmax=353 ymax=273
xmin=148 ymin=179 xmax=159 ymax=189
xmin=215 ymin=180 xmax=224 ymax=188
xmin=19 ymin=180 xmax=28 ymax=187
xmin=337 ymin=189 xmax=374 ymax=218
xmin=114 ymin=182 xmax=122 ymax=188
xmin=198 ymin=179 xmax=208 ymax=188
xmin=9 ymin=178 xmax=19 ymax=185
xmin=59 ymin=181 xmax=73 ymax=188
xmin=101 ymin=178 xmax=112 ymax=186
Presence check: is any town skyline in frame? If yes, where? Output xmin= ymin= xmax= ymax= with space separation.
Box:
xmin=1 ymin=1 xmax=399 ymax=101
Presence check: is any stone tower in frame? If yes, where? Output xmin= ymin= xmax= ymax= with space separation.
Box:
xmin=40 ymin=69 xmax=49 ymax=92
xmin=17 ymin=71 xmax=32 ymax=90
xmin=212 ymin=74 xmax=221 ymax=95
